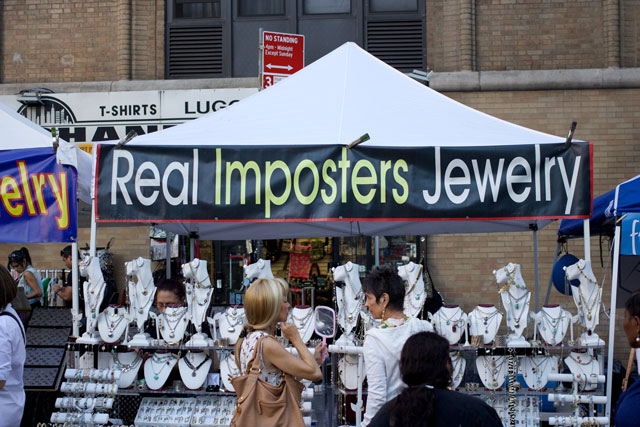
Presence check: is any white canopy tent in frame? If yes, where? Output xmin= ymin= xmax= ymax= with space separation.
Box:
xmin=118 ymin=42 xmax=576 ymax=240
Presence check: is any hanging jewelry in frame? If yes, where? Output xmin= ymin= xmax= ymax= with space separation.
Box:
xmin=578 ymin=282 xmax=600 ymax=324
xmin=112 ymin=352 xmax=142 ymax=374
xmin=223 ymin=307 xmax=244 ymax=333
xmin=506 ymin=289 xmax=529 ymax=328
xmin=183 ymin=353 xmax=210 ymax=377
xmin=290 ymin=307 xmax=313 ymax=329
xmin=160 ymin=306 xmax=188 ymax=339
xmin=104 ymin=309 xmax=125 ymax=338
xmin=150 ymin=353 xmax=175 ymax=381
xmin=436 ymin=307 xmax=464 ymax=333
xmin=86 ymin=280 xmax=106 ymax=318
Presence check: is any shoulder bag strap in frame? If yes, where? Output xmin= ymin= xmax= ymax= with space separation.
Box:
xmin=0 ymin=311 xmax=25 ymax=344
xmin=622 ymin=347 xmax=635 ymax=392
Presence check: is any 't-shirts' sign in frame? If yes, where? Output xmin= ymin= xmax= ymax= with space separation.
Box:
xmin=262 ymin=31 xmax=305 ymax=89
xmin=0 ymin=88 xmax=257 ymax=144
xmin=96 ymin=142 xmax=592 ymax=222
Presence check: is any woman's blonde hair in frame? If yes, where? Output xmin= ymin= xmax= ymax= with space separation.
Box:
xmin=234 ymin=277 xmax=290 ymax=370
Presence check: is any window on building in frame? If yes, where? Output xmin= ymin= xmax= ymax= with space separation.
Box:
xmin=238 ymin=0 xmax=285 ymax=16
xmin=303 ymin=0 xmax=351 ymax=15
xmin=369 ymin=0 xmax=418 ymax=13
xmin=174 ymin=0 xmax=221 ymax=18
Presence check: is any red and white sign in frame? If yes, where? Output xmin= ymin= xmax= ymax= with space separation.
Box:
xmin=261 ymin=31 xmax=305 ymax=89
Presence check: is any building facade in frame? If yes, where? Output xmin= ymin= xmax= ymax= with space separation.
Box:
xmin=1 ymin=0 xmax=640 ymax=359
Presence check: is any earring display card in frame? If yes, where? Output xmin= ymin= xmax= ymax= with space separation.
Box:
xmin=192 ymin=396 xmax=237 ymax=426
xmin=27 ymin=307 xmax=72 ymax=327
xmin=26 ymin=327 xmax=71 ymax=347
xmin=134 ymin=397 xmax=196 ymax=427
xmin=23 ymin=367 xmax=60 ymax=389
xmin=25 ymin=347 xmax=66 ymax=367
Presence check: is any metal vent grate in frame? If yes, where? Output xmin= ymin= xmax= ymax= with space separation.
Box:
xmin=168 ymin=25 xmax=224 ymax=78
xmin=366 ymin=20 xmax=425 ymax=71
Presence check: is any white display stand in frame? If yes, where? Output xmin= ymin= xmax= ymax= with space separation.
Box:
xmin=494 ymin=263 xmax=530 ymax=348
xmin=565 ymin=350 xmax=600 ymax=392
xmin=564 ymin=259 xmax=605 ymax=347
xmin=332 ymin=262 xmax=362 ymax=335
xmin=338 ymin=353 xmax=364 ymax=390
xmin=219 ymin=352 xmax=241 ymax=392
xmin=97 ymin=306 xmax=128 ymax=343
xmin=468 ymin=305 xmax=502 ymax=345
xmin=243 ymin=259 xmax=274 ymax=279
xmin=431 ymin=305 xmax=467 ymax=345
xmin=178 ymin=352 xmax=212 ymax=390
xmin=125 ymin=257 xmax=156 ymax=347
xmin=144 ymin=352 xmax=178 ymax=390
xmin=397 ymin=261 xmax=426 ymax=318
xmin=288 ymin=305 xmax=314 ymax=344
xmin=182 ymin=259 xmax=213 ymax=347
xmin=158 ymin=305 xmax=189 ymax=344
xmin=534 ymin=305 xmax=571 ymax=346
xmin=519 ymin=356 xmax=558 ymax=390
xmin=450 ymin=351 xmax=466 ymax=389
xmin=476 ymin=355 xmax=508 ymax=390
xmin=77 ymin=256 xmax=107 ymax=344
xmin=213 ymin=306 xmax=246 ymax=345
xmin=110 ymin=351 xmax=143 ymax=389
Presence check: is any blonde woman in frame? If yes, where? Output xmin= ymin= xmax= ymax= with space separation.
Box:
xmin=235 ymin=278 xmax=323 ymax=388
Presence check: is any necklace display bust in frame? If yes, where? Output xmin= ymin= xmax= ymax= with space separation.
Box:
xmin=519 ymin=356 xmax=558 ymax=390
xmin=468 ymin=305 xmax=502 ymax=345
xmin=288 ymin=305 xmax=314 ymax=344
xmin=564 ymin=259 xmax=604 ymax=346
xmin=97 ymin=305 xmax=128 ymax=343
xmin=450 ymin=351 xmax=466 ymax=389
xmin=183 ymin=258 xmax=213 ymax=346
xmin=535 ymin=305 xmax=571 ymax=346
xmin=431 ymin=305 xmax=467 ymax=345
xmin=494 ymin=263 xmax=530 ymax=348
xmin=178 ymin=351 xmax=212 ymax=390
xmin=219 ymin=352 xmax=241 ymax=392
xmin=215 ymin=306 xmax=247 ymax=345
xmin=125 ymin=257 xmax=156 ymax=347
xmin=338 ymin=353 xmax=365 ymax=390
xmin=77 ymin=256 xmax=107 ymax=344
xmin=158 ymin=305 xmax=189 ymax=344
xmin=110 ymin=351 xmax=143 ymax=388
xmin=565 ymin=350 xmax=600 ymax=391
xmin=144 ymin=352 xmax=178 ymax=390
xmin=243 ymin=259 xmax=274 ymax=279
xmin=397 ymin=262 xmax=426 ymax=318
xmin=332 ymin=262 xmax=362 ymax=335
xmin=476 ymin=355 xmax=508 ymax=390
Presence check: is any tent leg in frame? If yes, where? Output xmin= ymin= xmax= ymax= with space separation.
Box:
xmin=605 ymin=223 xmax=621 ymax=420
xmin=533 ymin=229 xmax=540 ymax=311
xmin=374 ymin=236 xmax=380 ymax=267
xmin=584 ymin=219 xmax=591 ymax=262
xmin=71 ymin=241 xmax=79 ymax=337
xmin=166 ymin=233 xmax=172 ymax=279
xmin=544 ymin=241 xmax=561 ymax=305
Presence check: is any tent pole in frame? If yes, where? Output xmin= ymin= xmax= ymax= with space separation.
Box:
xmin=583 ymin=219 xmax=591 ymax=262
xmin=71 ymin=241 xmax=79 ymax=337
xmin=533 ymin=228 xmax=540 ymax=311
xmin=374 ymin=236 xmax=380 ymax=267
xmin=166 ymin=233 xmax=172 ymax=279
xmin=605 ymin=223 xmax=621 ymax=420
xmin=544 ymin=241 xmax=561 ymax=305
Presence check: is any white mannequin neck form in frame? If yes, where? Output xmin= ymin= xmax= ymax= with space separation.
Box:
xmin=178 ymin=351 xmax=212 ymax=389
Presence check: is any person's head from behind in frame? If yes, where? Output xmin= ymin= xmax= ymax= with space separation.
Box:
xmin=0 ymin=265 xmax=18 ymax=311
xmin=391 ymin=332 xmax=452 ymax=426
xmin=244 ymin=278 xmax=290 ymax=330
xmin=155 ymin=278 xmax=186 ymax=313
xmin=8 ymin=248 xmax=32 ymax=273
xmin=362 ymin=265 xmax=405 ymax=319
xmin=624 ymin=291 xmax=640 ymax=348
xmin=60 ymin=245 xmax=76 ymax=270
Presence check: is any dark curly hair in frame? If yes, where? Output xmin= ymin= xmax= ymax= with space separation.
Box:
xmin=155 ymin=278 xmax=186 ymax=303
xmin=625 ymin=291 xmax=640 ymax=318
xmin=362 ymin=265 xmax=405 ymax=312
xmin=390 ymin=332 xmax=452 ymax=426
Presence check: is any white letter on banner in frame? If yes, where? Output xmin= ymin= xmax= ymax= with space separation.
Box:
xmin=444 ymin=159 xmax=470 ymax=204
xmin=506 ymin=157 xmax=531 ymax=203
xmin=557 ymin=156 xmax=581 ymax=214
xmin=472 ymin=158 xmax=504 ymax=202
xmin=162 ymin=162 xmax=190 ymax=206
xmin=423 ymin=147 xmax=441 ymax=204
xmin=111 ymin=150 xmax=134 ymax=205
xmin=631 ymin=220 xmax=640 ymax=255
xmin=135 ymin=161 xmax=160 ymax=206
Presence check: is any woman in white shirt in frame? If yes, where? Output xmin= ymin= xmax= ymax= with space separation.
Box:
xmin=362 ymin=265 xmax=433 ymax=427
xmin=0 ymin=264 xmax=26 ymax=427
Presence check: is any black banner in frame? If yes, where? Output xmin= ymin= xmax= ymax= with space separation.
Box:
xmin=96 ymin=142 xmax=592 ymax=222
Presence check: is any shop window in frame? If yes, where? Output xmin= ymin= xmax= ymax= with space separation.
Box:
xmin=174 ymin=0 xmax=221 ymax=18
xmin=369 ymin=0 xmax=418 ymax=13
xmin=238 ymin=0 xmax=286 ymax=16
xmin=303 ymin=0 xmax=351 ymax=15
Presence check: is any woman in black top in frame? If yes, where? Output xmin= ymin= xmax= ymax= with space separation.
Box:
xmin=369 ymin=331 xmax=502 ymax=427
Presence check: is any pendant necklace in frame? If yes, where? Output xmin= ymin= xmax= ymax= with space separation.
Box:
xmin=150 ymin=353 xmax=175 ymax=381
xmin=105 ymin=310 xmax=125 ymax=338
xmin=160 ymin=307 xmax=188 ymax=339
xmin=506 ymin=289 xmax=529 ymax=328
xmin=183 ymin=353 xmax=210 ymax=377
xmin=451 ymin=352 xmax=464 ymax=383
xmin=343 ymin=273 xmax=361 ymax=322
xmin=473 ymin=307 xmax=501 ymax=334
xmin=437 ymin=307 xmax=463 ymax=333
xmin=290 ymin=307 xmax=313 ymax=329
xmin=578 ymin=282 xmax=600 ymax=325
xmin=112 ymin=352 xmax=142 ymax=374
xmin=224 ymin=353 xmax=240 ymax=379
xmin=480 ymin=356 xmax=506 ymax=388
xmin=540 ymin=309 xmax=564 ymax=343
xmin=134 ymin=285 xmax=154 ymax=315
xmin=189 ymin=263 xmax=212 ymax=289
xmin=87 ymin=280 xmax=106 ymax=318
xmin=224 ymin=307 xmax=244 ymax=333
xmin=504 ymin=265 xmax=527 ymax=290
xmin=405 ymin=264 xmax=424 ymax=297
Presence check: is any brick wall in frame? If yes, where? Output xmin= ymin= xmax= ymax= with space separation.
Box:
xmin=0 ymin=0 xmax=163 ymax=83
xmin=621 ymin=0 xmax=640 ymax=67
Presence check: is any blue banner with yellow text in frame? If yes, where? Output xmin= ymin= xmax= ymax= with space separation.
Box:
xmin=0 ymin=147 xmax=77 ymax=242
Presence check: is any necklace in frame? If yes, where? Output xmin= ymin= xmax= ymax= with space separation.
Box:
xmin=504 ymin=265 xmax=527 ymax=290
xmin=189 ymin=262 xmax=212 ymax=289
xmin=472 ymin=306 xmax=502 ymax=335
xmin=191 ymin=286 xmax=212 ymax=307
xmin=112 ymin=353 xmax=142 ymax=374
xmin=223 ymin=307 xmax=244 ymax=333
xmin=567 ymin=353 xmax=598 ymax=389
xmin=578 ymin=283 xmax=600 ymax=323
xmin=506 ymin=289 xmax=529 ymax=328
xmin=160 ymin=307 xmax=188 ymax=339
xmin=223 ymin=353 xmax=240 ymax=382
xmin=150 ymin=353 xmax=175 ymax=381
xmin=405 ymin=264 xmax=423 ymax=296
xmin=522 ymin=357 xmax=551 ymax=389
xmin=133 ymin=282 xmax=154 ymax=315
xmin=342 ymin=274 xmax=361 ymax=322
xmin=576 ymin=262 xmax=598 ymax=285
xmin=539 ymin=308 xmax=565 ymax=344
xmin=479 ymin=356 xmax=506 ymax=388
xmin=86 ymin=280 xmax=106 ymax=318
xmin=183 ymin=354 xmax=210 ymax=377
xmin=435 ymin=307 xmax=464 ymax=333
xmin=104 ymin=310 xmax=125 ymax=338
xmin=451 ymin=352 xmax=465 ymax=384
xmin=290 ymin=307 xmax=313 ymax=329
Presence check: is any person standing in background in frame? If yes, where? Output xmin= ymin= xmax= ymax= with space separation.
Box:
xmin=52 ymin=245 xmax=81 ymax=308
xmin=8 ymin=248 xmax=42 ymax=308
xmin=0 ymin=264 xmax=26 ymax=427
xmin=616 ymin=291 xmax=640 ymax=427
